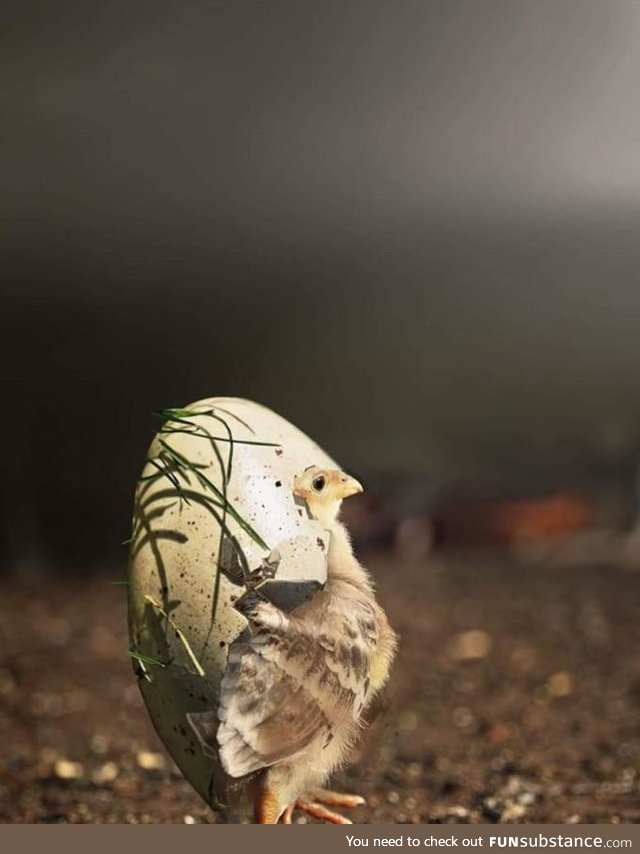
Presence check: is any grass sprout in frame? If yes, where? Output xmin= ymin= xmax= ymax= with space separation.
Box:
xmin=127 ymin=649 xmax=168 ymax=669
xmin=158 ymin=438 xmax=269 ymax=551
xmin=144 ymin=595 xmax=206 ymax=677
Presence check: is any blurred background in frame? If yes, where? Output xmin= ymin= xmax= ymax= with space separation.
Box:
xmin=4 ymin=0 xmax=640 ymax=571
xmin=1 ymin=0 xmax=640 ymax=824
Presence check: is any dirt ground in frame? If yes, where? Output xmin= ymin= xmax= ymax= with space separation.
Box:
xmin=1 ymin=552 xmax=639 ymax=824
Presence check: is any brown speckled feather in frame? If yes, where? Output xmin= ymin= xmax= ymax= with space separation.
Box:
xmin=217 ymin=583 xmax=382 ymax=779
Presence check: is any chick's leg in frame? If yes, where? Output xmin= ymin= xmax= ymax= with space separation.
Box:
xmin=254 ymin=786 xmax=282 ymax=824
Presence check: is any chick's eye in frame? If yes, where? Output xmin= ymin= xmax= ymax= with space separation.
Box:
xmin=312 ymin=475 xmax=325 ymax=492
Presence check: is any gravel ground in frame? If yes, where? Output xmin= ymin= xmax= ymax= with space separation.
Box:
xmin=1 ymin=552 xmax=639 ymax=823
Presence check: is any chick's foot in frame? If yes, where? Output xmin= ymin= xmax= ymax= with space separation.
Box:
xmin=278 ymin=789 xmax=365 ymax=824
xmin=310 ymin=788 xmax=367 ymax=808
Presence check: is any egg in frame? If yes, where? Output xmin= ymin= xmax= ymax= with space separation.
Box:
xmin=127 ymin=397 xmax=337 ymax=810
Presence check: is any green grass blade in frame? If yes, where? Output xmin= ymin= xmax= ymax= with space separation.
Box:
xmin=144 ymin=596 xmax=205 ymax=677
xmin=127 ymin=650 xmax=168 ymax=668
xmin=158 ymin=427 xmax=280 ymax=447
xmin=159 ymin=439 xmax=269 ymax=551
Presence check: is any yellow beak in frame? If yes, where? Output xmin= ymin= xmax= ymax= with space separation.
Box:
xmin=335 ymin=475 xmax=364 ymax=499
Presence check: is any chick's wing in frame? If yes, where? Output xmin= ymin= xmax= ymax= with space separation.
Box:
xmin=217 ymin=588 xmax=380 ymax=778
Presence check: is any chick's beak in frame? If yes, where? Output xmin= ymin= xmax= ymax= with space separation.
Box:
xmin=335 ymin=475 xmax=363 ymax=499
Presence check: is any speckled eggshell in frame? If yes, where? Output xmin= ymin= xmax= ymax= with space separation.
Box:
xmin=127 ymin=397 xmax=338 ymax=809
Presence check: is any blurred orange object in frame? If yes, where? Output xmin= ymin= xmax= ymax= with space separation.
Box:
xmin=433 ymin=491 xmax=594 ymax=546
xmin=490 ymin=493 xmax=593 ymax=543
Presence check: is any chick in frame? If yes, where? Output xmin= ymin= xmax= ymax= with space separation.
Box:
xmin=216 ymin=466 xmax=397 ymax=824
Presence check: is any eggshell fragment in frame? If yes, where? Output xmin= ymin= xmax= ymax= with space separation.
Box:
xmin=128 ymin=397 xmax=337 ymax=808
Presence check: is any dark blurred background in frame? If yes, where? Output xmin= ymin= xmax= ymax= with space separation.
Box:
xmin=3 ymin=0 xmax=640 ymax=571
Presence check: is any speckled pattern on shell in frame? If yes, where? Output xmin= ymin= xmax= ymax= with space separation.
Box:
xmin=128 ymin=398 xmax=338 ymax=808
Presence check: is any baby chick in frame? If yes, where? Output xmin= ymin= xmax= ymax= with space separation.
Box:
xmin=216 ymin=466 xmax=397 ymax=824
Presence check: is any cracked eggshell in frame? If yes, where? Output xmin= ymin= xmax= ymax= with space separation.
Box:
xmin=127 ymin=397 xmax=337 ymax=809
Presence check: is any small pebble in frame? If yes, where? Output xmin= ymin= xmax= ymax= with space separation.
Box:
xmin=136 ymin=751 xmax=166 ymax=771
xmin=451 ymin=630 xmax=492 ymax=661
xmin=92 ymin=762 xmax=119 ymax=785
xmin=502 ymin=802 xmax=527 ymax=821
xmin=547 ymin=672 xmax=573 ymax=698
xmin=54 ymin=759 xmax=84 ymax=780
xmin=448 ymin=806 xmax=470 ymax=818
xmin=453 ymin=706 xmax=475 ymax=729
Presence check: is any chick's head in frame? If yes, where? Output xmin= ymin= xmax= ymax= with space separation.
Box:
xmin=293 ymin=466 xmax=363 ymax=528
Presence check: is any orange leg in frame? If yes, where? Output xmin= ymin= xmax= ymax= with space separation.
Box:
xmin=254 ymin=786 xmax=282 ymax=824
